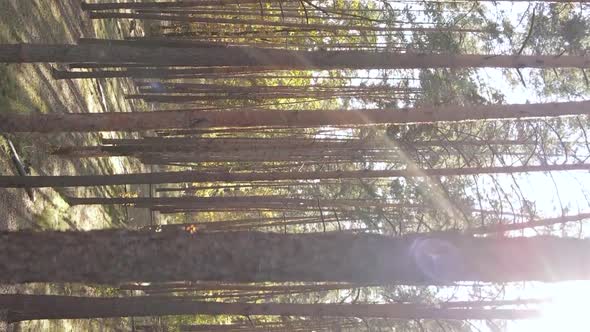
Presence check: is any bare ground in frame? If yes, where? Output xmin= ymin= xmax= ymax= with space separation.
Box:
xmin=0 ymin=0 xmax=153 ymax=331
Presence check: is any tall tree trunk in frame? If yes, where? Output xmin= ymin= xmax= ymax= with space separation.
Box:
xmin=80 ymin=0 xmax=590 ymax=11
xmin=87 ymin=12 xmax=478 ymax=33
xmin=468 ymin=212 xmax=590 ymax=234
xmin=135 ymin=150 xmax=402 ymax=164
xmin=2 ymin=44 xmax=589 ymax=69
xmin=53 ymin=138 xmax=530 ymax=159
xmin=177 ymin=321 xmax=359 ymax=332
xmin=0 ymin=294 xmax=539 ymax=323
xmin=51 ymin=138 xmax=390 ymax=155
xmin=81 ymin=0 xmax=294 ymax=10
xmin=0 ymin=230 xmax=589 ymax=284
xmin=1 ymin=100 xmax=588 ymax=133
xmin=123 ymin=282 xmax=357 ymax=293
xmin=177 ymin=320 xmax=361 ymax=332
xmin=52 ymin=67 xmax=274 ymax=80
xmin=144 ymin=216 xmax=328 ymax=232
xmin=65 ymin=196 xmax=424 ymax=213
xmin=0 ymin=163 xmax=588 ymax=188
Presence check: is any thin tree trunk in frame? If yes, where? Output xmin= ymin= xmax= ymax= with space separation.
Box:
xmin=153 ymin=181 xmax=366 ymax=193
xmin=52 ymin=67 xmax=273 ymax=80
xmin=145 ymin=216 xmax=325 ymax=232
xmin=136 ymin=83 xmax=407 ymax=93
xmin=65 ymin=196 xmax=423 ymax=211
xmin=125 ymin=92 xmax=406 ymax=103
xmin=177 ymin=319 xmax=361 ymax=332
xmin=468 ymin=212 xmax=590 ymax=234
xmin=137 ymin=9 xmax=390 ymax=22
xmin=1 ymin=100 xmax=588 ymax=133
xmin=81 ymin=0 xmax=294 ymax=10
xmin=177 ymin=321 xmax=358 ymax=332
xmin=123 ymin=282 xmax=356 ymax=293
xmin=87 ymin=12 xmax=479 ymax=33
xmin=0 ymin=163 xmax=588 ymax=188
xmin=145 ymin=287 xmax=340 ymax=298
xmin=143 ymin=283 xmax=355 ymax=296
xmin=439 ymin=299 xmax=549 ymax=309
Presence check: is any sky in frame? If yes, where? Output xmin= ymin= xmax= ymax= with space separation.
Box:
xmin=495 ymin=281 xmax=590 ymax=332
xmin=466 ymin=3 xmax=590 ymax=331
xmin=324 ymin=2 xmax=589 ymax=329
xmin=379 ymin=1 xmax=590 ymax=330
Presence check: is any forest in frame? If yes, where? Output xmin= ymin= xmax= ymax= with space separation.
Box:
xmin=0 ymin=0 xmax=590 ymax=331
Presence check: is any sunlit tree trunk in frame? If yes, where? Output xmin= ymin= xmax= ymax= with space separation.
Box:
xmin=0 ymin=230 xmax=589 ymax=284
xmin=2 ymin=44 xmax=589 ymax=68
xmin=122 ymin=282 xmax=357 ymax=294
xmin=0 ymin=163 xmax=588 ymax=188
xmin=1 ymin=100 xmax=588 ymax=133
xmin=52 ymin=137 xmax=528 ymax=159
xmin=66 ymin=195 xmax=423 ymax=210
xmin=468 ymin=213 xmax=590 ymax=235
xmin=80 ymin=0 xmax=293 ymax=10
xmin=87 ymin=11 xmax=478 ymax=33
xmin=52 ymin=67 xmax=273 ymax=80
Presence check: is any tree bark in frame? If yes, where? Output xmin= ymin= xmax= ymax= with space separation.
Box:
xmin=52 ymin=67 xmax=273 ymax=80
xmin=81 ymin=0 xmax=294 ymax=10
xmin=144 ymin=216 xmax=327 ymax=232
xmin=80 ymin=0 xmax=590 ymax=11
xmin=0 ymin=100 xmax=588 ymax=133
xmin=1 ymin=44 xmax=589 ymax=69
xmin=87 ymin=12 xmax=479 ymax=33
xmin=65 ymin=196 xmax=422 ymax=212
xmin=0 ymin=230 xmax=589 ymax=284
xmin=123 ymin=282 xmax=356 ymax=293
xmin=468 ymin=213 xmax=590 ymax=234
xmin=0 ymin=294 xmax=539 ymax=323
xmin=0 ymin=163 xmax=588 ymax=188
xmin=53 ymin=138 xmax=529 ymax=158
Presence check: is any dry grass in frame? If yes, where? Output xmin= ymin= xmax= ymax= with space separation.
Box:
xmin=0 ymin=1 xmax=154 ymax=330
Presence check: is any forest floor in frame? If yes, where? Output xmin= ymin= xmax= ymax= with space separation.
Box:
xmin=0 ymin=1 xmax=154 ymax=331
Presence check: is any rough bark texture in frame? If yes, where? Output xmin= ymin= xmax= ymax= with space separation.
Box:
xmin=0 ymin=100 xmax=588 ymax=133
xmin=0 ymin=231 xmax=589 ymax=285
xmin=1 ymin=44 xmax=590 ymax=68
xmin=53 ymin=138 xmax=528 ymax=157
xmin=0 ymin=294 xmax=539 ymax=322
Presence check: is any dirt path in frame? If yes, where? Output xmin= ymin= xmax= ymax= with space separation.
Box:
xmin=0 ymin=1 xmax=151 ymax=331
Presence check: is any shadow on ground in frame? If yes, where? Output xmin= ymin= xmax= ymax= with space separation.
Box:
xmin=0 ymin=1 xmax=153 ymax=331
